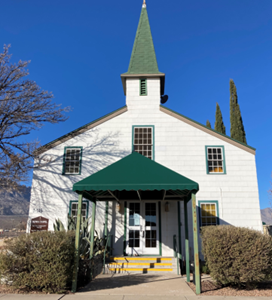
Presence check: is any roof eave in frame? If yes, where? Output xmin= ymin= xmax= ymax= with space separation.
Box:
xmin=160 ymin=105 xmax=256 ymax=155
xmin=35 ymin=106 xmax=128 ymax=155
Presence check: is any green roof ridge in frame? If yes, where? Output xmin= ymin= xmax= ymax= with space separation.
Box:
xmin=160 ymin=105 xmax=256 ymax=151
xmin=125 ymin=7 xmax=162 ymax=75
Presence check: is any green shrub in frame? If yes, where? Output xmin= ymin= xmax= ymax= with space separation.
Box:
xmin=201 ymin=263 xmax=210 ymax=274
xmin=0 ymin=231 xmax=75 ymax=293
xmin=201 ymin=225 xmax=272 ymax=287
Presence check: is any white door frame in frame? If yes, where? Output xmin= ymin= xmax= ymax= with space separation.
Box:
xmin=125 ymin=201 xmax=160 ymax=256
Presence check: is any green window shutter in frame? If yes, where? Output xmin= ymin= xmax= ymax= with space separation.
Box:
xmin=140 ymin=79 xmax=147 ymax=96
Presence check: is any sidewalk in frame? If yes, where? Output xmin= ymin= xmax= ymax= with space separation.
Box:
xmin=0 ymin=295 xmax=271 ymax=299
xmin=0 ymin=274 xmax=270 ymax=299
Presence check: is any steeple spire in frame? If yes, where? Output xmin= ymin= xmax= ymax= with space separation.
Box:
xmin=125 ymin=3 xmax=161 ymax=75
xmin=121 ymin=3 xmax=165 ymax=95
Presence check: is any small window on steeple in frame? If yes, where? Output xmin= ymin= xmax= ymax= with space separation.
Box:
xmin=140 ymin=79 xmax=147 ymax=96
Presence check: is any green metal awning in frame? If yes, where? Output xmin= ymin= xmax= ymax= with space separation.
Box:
xmin=73 ymin=152 xmax=199 ymax=201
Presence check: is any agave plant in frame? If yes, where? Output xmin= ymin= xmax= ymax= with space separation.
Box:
xmin=53 ymin=215 xmax=109 ymax=259
xmin=53 ymin=218 xmax=65 ymax=231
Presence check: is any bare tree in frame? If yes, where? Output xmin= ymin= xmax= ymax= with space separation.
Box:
xmin=0 ymin=45 xmax=70 ymax=189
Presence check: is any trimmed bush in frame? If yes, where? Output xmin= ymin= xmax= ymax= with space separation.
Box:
xmin=201 ymin=225 xmax=272 ymax=287
xmin=0 ymin=231 xmax=75 ymax=293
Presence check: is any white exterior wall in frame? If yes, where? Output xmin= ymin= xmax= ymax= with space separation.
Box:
xmin=28 ymin=77 xmax=262 ymax=257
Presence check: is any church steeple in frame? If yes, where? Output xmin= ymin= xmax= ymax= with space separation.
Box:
xmin=121 ymin=2 xmax=165 ymax=95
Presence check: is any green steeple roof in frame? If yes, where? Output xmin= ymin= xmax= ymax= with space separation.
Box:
xmin=120 ymin=3 xmax=165 ymax=96
xmin=125 ymin=6 xmax=162 ymax=75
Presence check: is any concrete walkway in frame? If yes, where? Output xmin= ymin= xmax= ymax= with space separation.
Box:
xmin=0 ymin=274 xmax=270 ymax=299
xmin=78 ymin=273 xmax=195 ymax=296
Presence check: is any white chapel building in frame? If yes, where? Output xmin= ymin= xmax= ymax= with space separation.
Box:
xmin=27 ymin=1 xmax=262 ymax=276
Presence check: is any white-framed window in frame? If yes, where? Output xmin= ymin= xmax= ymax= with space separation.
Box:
xmin=199 ymin=201 xmax=219 ymax=226
xmin=62 ymin=147 xmax=83 ymax=175
xmin=206 ymin=146 xmax=226 ymax=174
xmin=69 ymin=200 xmax=88 ymax=223
xmin=133 ymin=126 xmax=154 ymax=160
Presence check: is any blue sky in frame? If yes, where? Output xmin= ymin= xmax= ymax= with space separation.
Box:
xmin=1 ymin=0 xmax=272 ymax=209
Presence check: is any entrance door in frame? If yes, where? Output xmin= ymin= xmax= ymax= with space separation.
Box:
xmin=126 ymin=201 xmax=159 ymax=255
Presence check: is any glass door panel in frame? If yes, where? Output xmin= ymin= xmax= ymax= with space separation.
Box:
xmin=144 ymin=202 xmax=159 ymax=254
xmin=126 ymin=202 xmax=142 ymax=255
xmin=126 ymin=201 xmax=159 ymax=255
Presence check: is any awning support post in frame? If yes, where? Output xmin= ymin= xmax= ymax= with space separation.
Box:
xmin=184 ymin=199 xmax=190 ymax=282
xmin=90 ymin=199 xmax=97 ymax=258
xmin=177 ymin=201 xmax=182 ymax=275
xmin=104 ymin=201 xmax=108 ymax=237
xmin=192 ymin=193 xmax=201 ymax=294
xmin=71 ymin=193 xmax=83 ymax=293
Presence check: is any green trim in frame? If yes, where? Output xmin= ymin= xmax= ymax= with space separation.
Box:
xmin=173 ymin=235 xmax=177 ymax=258
xmin=69 ymin=199 xmax=89 ymax=219
xmin=177 ymin=201 xmax=182 ymax=260
xmin=72 ymin=193 xmax=83 ymax=293
xmin=123 ymin=201 xmax=127 ymax=256
xmin=160 ymin=105 xmax=256 ymax=151
xmin=198 ymin=200 xmax=220 ymax=226
xmin=90 ymin=200 xmax=96 ymax=259
xmin=62 ymin=146 xmax=83 ymax=175
xmin=192 ymin=193 xmax=201 ymax=294
xmin=37 ymin=106 xmax=127 ymax=153
xmin=132 ymin=125 xmax=155 ymax=161
xmin=139 ymin=78 xmax=147 ymax=96
xmin=205 ymin=146 xmax=226 ymax=175
xmin=158 ymin=201 xmax=162 ymax=256
xmin=184 ymin=200 xmax=190 ymax=283
xmin=104 ymin=201 xmax=109 ymax=237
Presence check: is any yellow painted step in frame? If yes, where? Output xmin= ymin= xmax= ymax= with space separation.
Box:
xmin=108 ymin=262 xmax=172 ymax=266
xmin=110 ymin=257 xmax=172 ymax=261
xmin=109 ymin=268 xmax=173 ymax=272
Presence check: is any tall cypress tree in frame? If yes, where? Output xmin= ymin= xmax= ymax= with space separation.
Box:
xmin=229 ymin=79 xmax=247 ymax=144
xmin=214 ymin=103 xmax=226 ymax=134
xmin=206 ymin=120 xmax=212 ymax=129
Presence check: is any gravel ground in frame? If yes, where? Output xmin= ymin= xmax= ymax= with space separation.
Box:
xmin=188 ymin=280 xmax=272 ymax=297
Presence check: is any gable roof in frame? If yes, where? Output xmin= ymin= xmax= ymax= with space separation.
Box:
xmin=160 ymin=105 xmax=256 ymax=155
xmin=36 ymin=104 xmax=255 ymax=156
xmin=36 ymin=106 xmax=127 ymax=155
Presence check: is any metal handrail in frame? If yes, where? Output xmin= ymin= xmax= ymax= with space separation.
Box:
xmin=103 ymin=234 xmax=112 ymax=274
xmin=173 ymin=234 xmax=180 ymax=275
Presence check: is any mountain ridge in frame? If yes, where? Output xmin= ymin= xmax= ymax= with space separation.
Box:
xmin=0 ymin=185 xmax=31 ymax=215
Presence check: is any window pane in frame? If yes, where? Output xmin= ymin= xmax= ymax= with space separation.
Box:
xmin=134 ymin=127 xmax=153 ymax=159
xmin=135 ymin=239 xmax=140 ymax=247
xmin=207 ymin=147 xmax=224 ymax=173
xmin=201 ymin=203 xmax=217 ymax=226
xmin=64 ymin=148 xmax=81 ymax=174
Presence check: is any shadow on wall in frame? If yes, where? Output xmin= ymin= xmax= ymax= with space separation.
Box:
xmin=27 ymin=129 xmax=130 ymax=231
